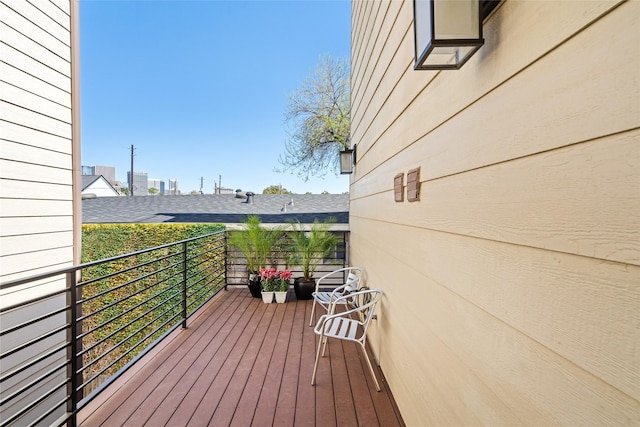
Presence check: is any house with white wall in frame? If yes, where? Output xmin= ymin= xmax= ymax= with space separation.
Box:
xmin=81 ymin=175 xmax=119 ymax=197
xmin=349 ymin=0 xmax=639 ymax=425
xmin=0 ymin=0 xmax=80 ymax=424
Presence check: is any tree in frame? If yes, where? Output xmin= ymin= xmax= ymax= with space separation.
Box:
xmin=148 ymin=187 xmax=159 ymax=195
xmin=279 ymin=54 xmax=350 ymax=181
xmin=263 ymin=185 xmax=293 ymax=195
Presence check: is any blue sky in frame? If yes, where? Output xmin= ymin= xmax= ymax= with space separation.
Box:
xmin=80 ymin=0 xmax=351 ymax=194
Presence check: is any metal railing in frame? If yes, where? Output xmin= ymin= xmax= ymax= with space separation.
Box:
xmin=0 ymin=229 xmax=348 ymax=427
xmin=0 ymin=231 xmax=226 ymax=427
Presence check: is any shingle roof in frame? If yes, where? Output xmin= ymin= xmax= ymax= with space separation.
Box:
xmin=82 ymin=194 xmax=349 ymax=224
xmin=81 ymin=175 xmax=101 ymax=190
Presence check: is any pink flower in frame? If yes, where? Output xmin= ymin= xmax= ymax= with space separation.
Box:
xmin=279 ymin=270 xmax=292 ymax=280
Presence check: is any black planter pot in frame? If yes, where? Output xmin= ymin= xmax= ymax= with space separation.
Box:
xmin=248 ymin=275 xmax=262 ymax=298
xmin=293 ymin=277 xmax=316 ymax=300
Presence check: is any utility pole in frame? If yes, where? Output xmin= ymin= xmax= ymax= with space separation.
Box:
xmin=200 ymin=176 xmax=204 ymax=194
xmin=129 ymin=144 xmax=134 ymax=196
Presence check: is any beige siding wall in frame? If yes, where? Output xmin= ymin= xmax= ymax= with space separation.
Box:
xmin=0 ymin=0 xmax=75 ymax=286
xmin=350 ymin=0 xmax=639 ymax=425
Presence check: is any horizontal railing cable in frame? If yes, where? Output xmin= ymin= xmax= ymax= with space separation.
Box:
xmin=77 ymin=290 xmax=184 ymax=374
xmin=0 ymin=359 xmax=71 ymax=407
xmin=0 ymin=377 xmax=69 ymax=427
xmin=77 ymin=285 xmax=181 ymax=359
xmin=0 ymin=229 xmax=352 ymax=427
xmin=0 ymin=341 xmax=70 ymax=385
xmin=0 ymin=306 xmax=68 ymax=337
xmin=77 ymin=256 xmax=182 ymax=308
xmin=78 ymin=308 xmax=182 ymax=392
xmin=77 ymin=273 xmax=182 ymax=340
xmin=0 ymin=324 xmax=70 ymax=360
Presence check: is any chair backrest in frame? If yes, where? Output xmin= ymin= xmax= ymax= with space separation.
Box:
xmin=343 ymin=268 xmax=363 ymax=292
xmin=352 ymin=288 xmax=380 ymax=326
xmin=329 ymin=289 xmax=382 ymax=337
xmin=316 ymin=266 xmax=363 ymax=291
xmin=353 ymin=289 xmax=382 ymax=337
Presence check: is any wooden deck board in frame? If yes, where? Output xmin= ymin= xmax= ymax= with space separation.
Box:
xmin=78 ymin=288 xmax=405 ymax=427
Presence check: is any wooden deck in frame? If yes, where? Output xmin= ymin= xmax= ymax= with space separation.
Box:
xmin=78 ymin=287 xmax=405 ymax=427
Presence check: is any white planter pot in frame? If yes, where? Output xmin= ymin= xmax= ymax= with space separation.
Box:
xmin=274 ymin=291 xmax=287 ymax=303
xmin=262 ymin=291 xmax=274 ymax=303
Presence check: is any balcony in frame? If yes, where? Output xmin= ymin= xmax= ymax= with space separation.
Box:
xmin=0 ymin=231 xmax=404 ymax=427
xmin=78 ymin=288 xmax=403 ymax=426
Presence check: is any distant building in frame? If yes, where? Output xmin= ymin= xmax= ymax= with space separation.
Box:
xmin=94 ymin=165 xmax=116 ymax=183
xmin=214 ymin=182 xmax=235 ymax=195
xmin=148 ymin=178 xmax=165 ymax=195
xmin=82 ymin=165 xmax=116 ymax=184
xmin=167 ymin=179 xmax=179 ymax=195
xmin=127 ymin=171 xmax=148 ymax=196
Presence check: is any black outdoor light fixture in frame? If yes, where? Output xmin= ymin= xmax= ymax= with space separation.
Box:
xmin=339 ymin=144 xmax=356 ymax=174
xmin=413 ymin=0 xmax=484 ymax=70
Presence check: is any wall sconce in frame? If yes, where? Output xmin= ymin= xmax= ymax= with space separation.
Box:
xmin=413 ymin=0 xmax=484 ymax=70
xmin=339 ymin=144 xmax=356 ymax=174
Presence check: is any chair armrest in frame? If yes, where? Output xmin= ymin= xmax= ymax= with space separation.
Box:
xmin=328 ymin=283 xmax=349 ymax=299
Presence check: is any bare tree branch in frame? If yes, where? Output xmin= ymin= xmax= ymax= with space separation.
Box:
xmin=278 ymin=54 xmax=350 ymax=181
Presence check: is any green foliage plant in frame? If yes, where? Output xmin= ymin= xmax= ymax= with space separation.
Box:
xmin=229 ymin=215 xmax=283 ymax=275
xmin=276 ymin=269 xmax=292 ymax=292
xmin=287 ymin=218 xmax=338 ymax=280
xmin=262 ymin=185 xmax=293 ymax=194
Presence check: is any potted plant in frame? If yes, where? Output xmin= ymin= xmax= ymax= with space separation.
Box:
xmin=229 ymin=215 xmax=283 ymax=298
xmin=260 ymin=268 xmax=277 ymax=303
xmin=274 ymin=269 xmax=292 ymax=303
xmin=287 ymin=218 xmax=339 ymax=300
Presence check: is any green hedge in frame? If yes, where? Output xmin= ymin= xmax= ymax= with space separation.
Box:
xmin=80 ymin=223 xmax=225 ymax=394
xmin=82 ymin=223 xmax=225 ymax=262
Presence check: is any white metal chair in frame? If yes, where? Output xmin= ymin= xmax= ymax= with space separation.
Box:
xmin=311 ymin=289 xmax=383 ymax=391
xmin=308 ymin=267 xmax=363 ymax=327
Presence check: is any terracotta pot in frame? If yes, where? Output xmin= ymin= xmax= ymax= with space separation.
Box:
xmin=293 ymin=277 xmax=315 ymax=300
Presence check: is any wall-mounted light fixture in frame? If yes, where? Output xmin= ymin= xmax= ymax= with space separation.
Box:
xmin=413 ymin=0 xmax=484 ymax=70
xmin=339 ymin=144 xmax=356 ymax=174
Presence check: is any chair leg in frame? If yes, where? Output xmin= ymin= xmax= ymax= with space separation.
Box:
xmin=321 ymin=335 xmax=329 ymax=357
xmin=360 ymin=342 xmax=381 ymax=391
xmin=311 ymin=333 xmax=325 ymax=386
xmin=309 ymin=299 xmax=317 ymax=327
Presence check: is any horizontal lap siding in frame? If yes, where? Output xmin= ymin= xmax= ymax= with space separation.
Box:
xmin=0 ymin=0 xmax=74 ymax=284
xmin=0 ymin=2 xmax=75 ymax=425
xmin=350 ymin=0 xmax=640 ymax=425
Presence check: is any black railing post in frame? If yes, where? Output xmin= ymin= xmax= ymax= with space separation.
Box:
xmin=224 ymin=231 xmax=228 ymax=291
xmin=66 ymin=271 xmax=78 ymax=427
xmin=182 ymin=241 xmax=188 ymax=329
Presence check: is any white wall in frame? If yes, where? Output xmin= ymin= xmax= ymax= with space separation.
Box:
xmin=83 ymin=177 xmax=119 ymax=197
